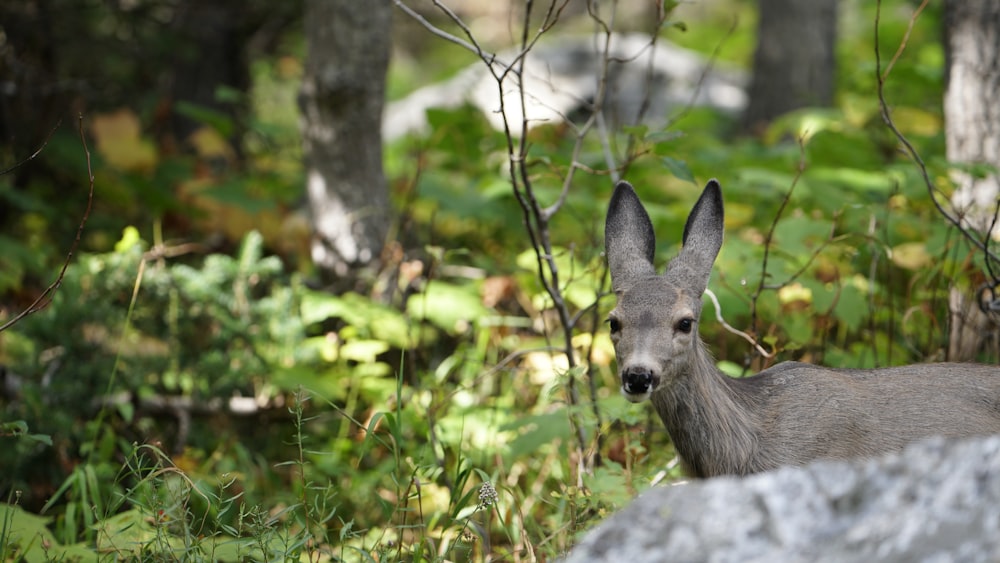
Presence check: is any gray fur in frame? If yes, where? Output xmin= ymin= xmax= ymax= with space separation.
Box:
xmin=605 ymin=181 xmax=657 ymax=292
xmin=605 ymin=179 xmax=1000 ymax=478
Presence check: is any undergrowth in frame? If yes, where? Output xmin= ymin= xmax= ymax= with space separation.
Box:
xmin=1 ymin=1 xmax=998 ymax=561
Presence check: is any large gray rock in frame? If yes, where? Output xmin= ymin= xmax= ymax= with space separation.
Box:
xmin=563 ymin=436 xmax=1000 ymax=562
xmin=384 ymin=33 xmax=746 ymax=141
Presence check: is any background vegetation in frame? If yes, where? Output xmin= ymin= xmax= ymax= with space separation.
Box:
xmin=1 ymin=0 xmax=997 ymax=561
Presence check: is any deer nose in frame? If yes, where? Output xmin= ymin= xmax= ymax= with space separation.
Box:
xmin=622 ymin=367 xmax=658 ymax=395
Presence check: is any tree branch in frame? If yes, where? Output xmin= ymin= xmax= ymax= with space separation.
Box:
xmin=0 ymin=115 xmax=94 ymax=333
xmin=874 ymin=0 xmax=1000 ymax=267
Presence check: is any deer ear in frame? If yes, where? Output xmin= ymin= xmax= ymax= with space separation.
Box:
xmin=667 ymin=179 xmax=724 ymax=295
xmin=605 ymin=181 xmax=657 ymax=291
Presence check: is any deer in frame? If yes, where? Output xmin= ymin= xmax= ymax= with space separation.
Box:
xmin=605 ymin=179 xmax=1000 ymax=478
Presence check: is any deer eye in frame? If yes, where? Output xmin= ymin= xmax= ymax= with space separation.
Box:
xmin=608 ymin=317 xmax=621 ymax=333
xmin=675 ymin=317 xmax=694 ymax=333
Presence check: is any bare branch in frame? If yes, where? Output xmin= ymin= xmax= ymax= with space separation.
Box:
xmin=0 ymin=121 xmax=61 ymax=177
xmin=704 ymin=288 xmax=774 ymax=359
xmin=880 ymin=0 xmax=930 ymax=82
xmin=0 ymin=115 xmax=95 ymax=333
xmin=874 ymin=0 xmax=1000 ymax=267
xmin=748 ymin=135 xmax=809 ymax=336
xmin=666 ymin=16 xmax=741 ymax=127
xmin=392 ymin=0 xmax=480 ymax=54
xmin=396 ymin=0 xmax=688 ymax=473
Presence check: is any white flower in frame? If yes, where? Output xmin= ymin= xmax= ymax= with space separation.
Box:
xmin=477 ymin=481 xmax=498 ymax=509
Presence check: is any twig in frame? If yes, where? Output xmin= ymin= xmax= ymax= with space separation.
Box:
xmin=880 ymin=0 xmax=930 ymax=82
xmin=748 ymin=135 xmax=808 ymax=337
xmin=666 ymin=16 xmax=742 ymax=127
xmin=981 ymin=198 xmax=1000 ymax=285
xmin=400 ymin=0 xmax=599 ymax=466
xmin=0 ymin=121 xmax=61 ymax=176
xmin=866 ymin=210 xmax=882 ymax=364
xmin=392 ymin=0 xmax=479 ymax=55
xmin=757 ymin=227 xmax=843 ymax=292
xmin=704 ymin=289 xmax=773 ymax=359
xmin=0 ymin=115 xmax=94 ymax=333
xmin=874 ymin=0 xmax=1000 ymax=267
xmin=397 ymin=0 xmax=685 ymax=473
xmin=508 ymin=0 xmax=594 ymax=461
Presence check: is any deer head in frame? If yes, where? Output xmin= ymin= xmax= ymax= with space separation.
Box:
xmin=605 ymin=179 xmax=724 ymax=402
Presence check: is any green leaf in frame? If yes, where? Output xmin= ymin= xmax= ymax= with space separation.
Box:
xmin=117 ymin=400 xmax=135 ymax=424
xmin=833 ymin=278 xmax=868 ymax=332
xmin=94 ymin=508 xmax=156 ymax=553
xmin=340 ymin=339 xmax=390 ymax=363
xmin=114 ymin=226 xmax=143 ymax=253
xmin=0 ymin=420 xmax=28 ymax=437
xmin=583 ymin=464 xmax=637 ymax=509
xmin=661 ymin=156 xmax=696 ymax=183
xmin=201 ymin=180 xmax=273 ymax=212
xmin=175 ymin=100 xmax=235 ymax=138
xmin=0 ymin=503 xmax=93 ymax=561
xmin=772 ymin=216 xmax=835 ymax=262
xmin=621 ymin=124 xmax=649 ymax=138
xmin=717 ymin=360 xmax=744 ymax=377
xmin=300 ymin=291 xmax=410 ymax=348
xmin=501 ymin=412 xmax=572 ymax=460
xmin=406 ymin=281 xmax=488 ymax=335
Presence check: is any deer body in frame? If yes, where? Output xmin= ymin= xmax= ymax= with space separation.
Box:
xmin=605 ymin=180 xmax=1000 ymax=478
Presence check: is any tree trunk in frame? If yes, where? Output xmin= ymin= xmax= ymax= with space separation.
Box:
xmin=943 ymin=0 xmax=1000 ymax=360
xmin=299 ymin=0 xmax=392 ymax=286
xmin=741 ymin=0 xmax=838 ymax=133
xmin=944 ymin=0 xmax=1000 ymax=237
xmin=168 ymin=0 xmax=250 ymax=157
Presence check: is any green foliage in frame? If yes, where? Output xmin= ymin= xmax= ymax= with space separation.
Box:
xmin=1 ymin=501 xmax=93 ymax=562
xmin=1 ymin=0 xmax=996 ymax=560
xmin=1 ymin=229 xmax=305 ymax=543
xmin=0 ymin=421 xmax=50 ymax=446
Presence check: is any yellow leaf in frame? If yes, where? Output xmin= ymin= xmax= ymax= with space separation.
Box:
xmin=890 ymin=242 xmax=932 ymax=271
xmin=778 ymin=282 xmax=813 ymax=305
xmin=114 ymin=226 xmax=142 ymax=253
xmin=890 ymin=107 xmax=941 ymax=137
xmin=188 ymin=126 xmax=235 ymax=160
xmin=91 ymin=109 xmax=157 ymax=171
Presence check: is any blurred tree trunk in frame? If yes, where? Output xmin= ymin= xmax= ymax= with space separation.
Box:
xmin=943 ymin=0 xmax=1000 ymax=360
xmin=0 ymin=1 xmax=67 ymax=184
xmin=741 ymin=0 xmax=838 ymax=133
xmin=167 ymin=0 xmax=251 ymax=159
xmin=299 ymin=0 xmax=391 ymax=287
xmin=944 ymin=0 xmax=1000 ymax=236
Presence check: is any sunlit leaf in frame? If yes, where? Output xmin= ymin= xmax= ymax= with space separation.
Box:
xmin=406 ymin=281 xmax=488 ymax=335
xmin=889 ymin=106 xmax=941 ymax=136
xmin=300 ymin=290 xmax=410 ymax=347
xmin=114 ymin=226 xmax=143 ymax=253
xmin=890 ymin=242 xmax=932 ymax=271
xmin=0 ymin=503 xmax=92 ymax=561
xmin=90 ymin=109 xmax=157 ymax=171
xmin=340 ymin=339 xmax=390 ymax=363
xmin=189 ymin=127 xmax=235 ymax=160
xmin=717 ymin=360 xmax=744 ymax=377
xmin=778 ymin=282 xmax=812 ymax=305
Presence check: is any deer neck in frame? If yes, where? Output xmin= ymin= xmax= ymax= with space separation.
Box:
xmin=650 ymin=340 xmax=763 ymax=477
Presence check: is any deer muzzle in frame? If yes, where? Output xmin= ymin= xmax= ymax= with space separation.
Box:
xmin=621 ymin=367 xmax=658 ymax=402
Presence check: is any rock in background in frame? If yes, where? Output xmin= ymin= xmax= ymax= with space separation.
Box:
xmin=384 ymin=33 xmax=746 ymax=141
xmin=562 ymin=435 xmax=1000 ymax=563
